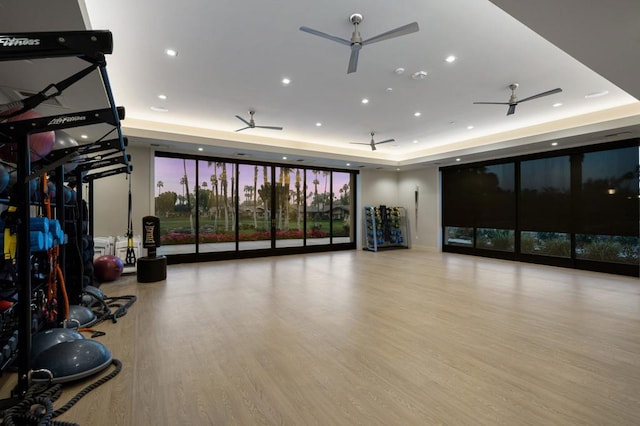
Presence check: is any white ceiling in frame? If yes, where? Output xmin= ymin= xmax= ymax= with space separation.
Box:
xmin=1 ymin=0 xmax=639 ymax=170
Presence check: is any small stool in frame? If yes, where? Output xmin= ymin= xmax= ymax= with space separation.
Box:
xmin=137 ymin=256 xmax=167 ymax=283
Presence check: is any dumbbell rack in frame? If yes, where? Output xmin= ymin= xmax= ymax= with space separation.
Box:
xmin=0 ymin=30 xmax=127 ymax=401
xmin=363 ymin=205 xmax=409 ymax=251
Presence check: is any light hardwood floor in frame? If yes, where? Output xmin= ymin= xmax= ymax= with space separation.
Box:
xmin=2 ymin=249 xmax=639 ymax=425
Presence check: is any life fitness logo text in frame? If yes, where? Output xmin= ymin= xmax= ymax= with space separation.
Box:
xmin=0 ymin=36 xmax=40 ymax=47
xmin=48 ymin=116 xmax=87 ymax=126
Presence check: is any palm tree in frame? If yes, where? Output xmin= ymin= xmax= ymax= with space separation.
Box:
xmin=230 ymin=164 xmax=236 ymax=231
xmin=283 ymin=167 xmax=291 ymax=231
xmin=244 ymin=185 xmax=254 ymax=205
xmin=321 ymin=170 xmax=330 ymax=214
xmin=312 ymin=170 xmax=320 ymax=222
xmin=295 ymin=169 xmax=302 ymax=230
xmin=182 ymin=159 xmax=194 ymax=233
xmin=219 ymin=162 xmax=229 ymax=231
xmin=253 ymin=165 xmax=258 ymax=229
xmin=210 ymin=170 xmax=219 ymax=226
xmin=262 ymin=165 xmax=269 ymax=229
xmin=179 ymin=176 xmax=186 ymax=202
xmin=156 ymin=180 xmax=164 ymax=196
xmin=277 ymin=167 xmax=284 ymax=229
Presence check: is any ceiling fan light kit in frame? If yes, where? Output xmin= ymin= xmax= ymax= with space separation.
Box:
xmin=300 ymin=13 xmax=420 ymax=74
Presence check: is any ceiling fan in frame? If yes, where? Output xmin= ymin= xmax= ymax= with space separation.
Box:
xmin=473 ymin=83 xmax=563 ymax=115
xmin=350 ymin=131 xmax=395 ymax=151
xmin=300 ymin=13 xmax=419 ymax=74
xmin=235 ymin=110 xmax=283 ymax=132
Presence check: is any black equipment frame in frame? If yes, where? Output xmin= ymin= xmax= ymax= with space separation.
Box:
xmin=0 ymin=30 xmax=127 ymax=401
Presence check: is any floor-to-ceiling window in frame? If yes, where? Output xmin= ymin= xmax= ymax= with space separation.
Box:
xmin=154 ymin=156 xmax=197 ymax=255
xmin=442 ymin=162 xmax=515 ymax=254
xmin=154 ymin=152 xmax=357 ymax=262
xmin=574 ymin=146 xmax=639 ymax=267
xmin=519 ymin=155 xmax=571 ymax=259
xmin=442 ymin=139 xmax=639 ymax=276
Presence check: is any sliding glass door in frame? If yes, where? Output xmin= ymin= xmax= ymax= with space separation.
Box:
xmin=154 ymin=152 xmax=357 ymax=261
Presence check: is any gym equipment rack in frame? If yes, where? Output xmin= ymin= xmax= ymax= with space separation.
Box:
xmin=363 ymin=205 xmax=410 ymax=251
xmin=0 ymin=30 xmax=129 ymax=402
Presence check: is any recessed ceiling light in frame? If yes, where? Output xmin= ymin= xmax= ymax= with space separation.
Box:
xmin=150 ymin=106 xmax=169 ymax=112
xmin=198 ymin=147 xmax=203 ymax=151
xmin=315 ymin=122 xmax=322 ymax=127
xmin=585 ymin=90 xmax=609 ymax=99
xmin=396 ymin=168 xmax=401 ymax=171
xmin=413 ymin=140 xmax=418 ymax=144
xmin=165 ymin=49 xmax=178 ymax=57
xmin=385 ymin=87 xmax=393 ymax=92
xmin=346 ymin=163 xmax=351 ymax=166
xmin=361 ymin=98 xmax=369 ymax=104
xmin=456 ymin=158 xmax=461 ymax=162
xmin=282 ymin=156 xmax=287 ymax=160
xmin=158 ymin=94 xmax=167 ymax=100
xmin=551 ymin=142 xmax=558 ymax=146
xmin=411 ymin=70 xmax=428 ymax=80
xmin=552 ymin=102 xmax=563 ymax=107
xmin=281 ymin=77 xmax=291 ymax=86
xmin=445 ymin=55 xmax=456 ymax=63
xmin=414 ymin=112 xmax=421 ymax=117
xmin=394 ymin=67 xmax=405 ymax=75
xmin=467 ymin=125 xmax=474 ymax=130
xmin=80 ymin=134 xmax=88 ymax=139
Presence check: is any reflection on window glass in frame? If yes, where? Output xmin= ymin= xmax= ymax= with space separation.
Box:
xmin=576 ymin=235 xmax=639 ymax=265
xmin=520 ymin=231 xmax=570 ymax=258
xmin=476 ymin=228 xmax=514 ymax=252
xmin=445 ymin=226 xmax=474 ymax=247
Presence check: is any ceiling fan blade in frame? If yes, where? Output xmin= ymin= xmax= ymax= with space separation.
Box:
xmin=371 ymin=144 xmax=377 ymax=151
xmin=519 ymin=88 xmax=563 ymax=103
xmin=362 ymin=22 xmax=419 ymax=45
xmin=235 ymin=126 xmax=250 ymax=132
xmin=347 ymin=44 xmax=361 ymax=74
xmin=376 ymin=139 xmax=395 ymax=145
xmin=299 ymin=26 xmax=351 ymax=46
xmin=349 ymin=142 xmax=370 ymax=145
xmin=255 ymin=125 xmax=283 ymax=131
xmin=473 ymin=101 xmax=510 ymax=105
xmin=235 ymin=115 xmax=251 ymax=126
xmin=507 ymin=104 xmax=517 ymax=115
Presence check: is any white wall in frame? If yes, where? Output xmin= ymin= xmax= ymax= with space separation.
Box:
xmin=92 ymin=145 xmax=152 ymax=241
xmin=357 ymin=167 xmax=440 ymax=250
xmin=397 ymin=167 xmax=440 ymax=250
xmin=92 ymin=148 xmax=442 ymax=252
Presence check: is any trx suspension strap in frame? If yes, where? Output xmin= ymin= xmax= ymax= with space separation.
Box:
xmin=125 ymin=175 xmax=136 ymax=266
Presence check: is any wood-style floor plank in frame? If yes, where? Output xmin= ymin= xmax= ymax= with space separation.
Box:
xmin=1 ymin=249 xmax=639 ymax=425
